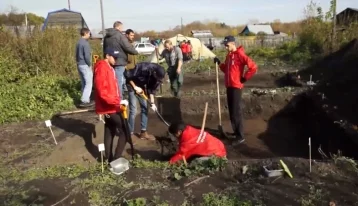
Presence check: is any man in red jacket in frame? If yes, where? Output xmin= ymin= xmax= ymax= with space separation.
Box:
xmin=94 ymin=48 xmax=129 ymax=163
xmin=214 ymin=36 xmax=258 ymax=146
xmin=168 ymin=122 xmax=227 ymax=164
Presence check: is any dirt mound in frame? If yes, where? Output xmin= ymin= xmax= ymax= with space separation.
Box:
xmin=297 ymin=39 xmax=358 ymax=126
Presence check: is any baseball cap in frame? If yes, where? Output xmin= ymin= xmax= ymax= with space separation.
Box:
xmin=223 ymin=36 xmax=235 ymax=45
xmin=104 ymin=48 xmax=119 ymax=58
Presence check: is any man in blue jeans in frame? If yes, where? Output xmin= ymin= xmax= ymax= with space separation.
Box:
xmin=103 ymin=21 xmax=138 ymax=100
xmin=75 ymin=28 xmax=94 ymax=108
xmin=124 ymin=62 xmax=165 ymax=140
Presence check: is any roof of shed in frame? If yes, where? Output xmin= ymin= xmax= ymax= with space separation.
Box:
xmin=42 ymin=8 xmax=89 ymax=30
xmin=241 ymin=24 xmax=274 ymax=35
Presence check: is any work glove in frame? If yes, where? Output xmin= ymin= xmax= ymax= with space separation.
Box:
xmin=240 ymin=77 xmax=247 ymax=83
xmin=150 ymin=103 xmax=157 ymax=112
xmin=120 ymin=99 xmax=128 ymax=106
xmin=134 ymin=86 xmax=143 ymax=94
xmin=213 ymin=57 xmax=221 ymax=65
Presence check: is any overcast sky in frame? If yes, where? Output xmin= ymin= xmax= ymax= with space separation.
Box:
xmin=1 ymin=0 xmax=357 ymax=32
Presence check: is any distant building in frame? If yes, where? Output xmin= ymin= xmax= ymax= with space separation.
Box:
xmin=191 ymin=30 xmax=213 ymax=38
xmin=336 ymin=7 xmax=358 ymax=26
xmin=42 ymin=8 xmax=89 ymax=31
xmin=4 ymin=25 xmax=41 ymax=37
xmin=239 ymin=24 xmax=274 ymax=35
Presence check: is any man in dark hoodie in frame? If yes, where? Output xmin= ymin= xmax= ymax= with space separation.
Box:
xmin=103 ymin=21 xmax=138 ymax=100
xmin=124 ymin=62 xmax=165 ymax=140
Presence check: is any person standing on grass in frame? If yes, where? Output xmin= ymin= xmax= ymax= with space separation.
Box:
xmin=213 ymin=36 xmax=258 ymax=146
xmin=155 ymin=39 xmax=183 ymax=98
xmin=94 ymin=47 xmax=129 ymax=163
xmin=124 ymin=62 xmax=165 ymax=140
xmin=125 ymin=29 xmax=137 ymax=71
xmin=75 ymin=28 xmax=94 ymax=108
xmin=103 ymin=21 xmax=138 ymax=100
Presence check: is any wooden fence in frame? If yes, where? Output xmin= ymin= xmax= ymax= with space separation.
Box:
xmin=199 ymin=36 xmax=296 ymax=49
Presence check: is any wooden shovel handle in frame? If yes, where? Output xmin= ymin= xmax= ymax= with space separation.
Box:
xmin=215 ymin=63 xmax=222 ymax=124
xmin=200 ymin=102 xmax=208 ymax=134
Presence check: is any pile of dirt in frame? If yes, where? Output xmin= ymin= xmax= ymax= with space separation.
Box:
xmin=297 ymin=39 xmax=358 ymax=126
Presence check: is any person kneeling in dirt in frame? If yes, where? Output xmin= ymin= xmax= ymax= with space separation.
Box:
xmin=214 ymin=36 xmax=258 ymax=146
xmin=94 ymin=48 xmax=129 ymax=163
xmin=168 ymin=122 xmax=227 ymax=164
xmin=124 ymin=62 xmax=165 ymax=140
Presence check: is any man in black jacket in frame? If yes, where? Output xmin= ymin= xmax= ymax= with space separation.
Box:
xmin=124 ymin=62 xmax=165 ymax=140
xmin=103 ymin=21 xmax=138 ymax=100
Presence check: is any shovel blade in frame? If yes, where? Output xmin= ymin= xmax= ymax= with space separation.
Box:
xmin=218 ymin=125 xmax=229 ymax=139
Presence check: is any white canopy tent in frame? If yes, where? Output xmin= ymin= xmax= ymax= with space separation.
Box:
xmin=146 ymin=34 xmax=216 ymax=63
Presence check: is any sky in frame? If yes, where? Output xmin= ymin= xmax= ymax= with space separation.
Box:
xmin=1 ymin=0 xmax=357 ymax=33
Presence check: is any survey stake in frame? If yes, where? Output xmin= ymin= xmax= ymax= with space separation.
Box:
xmin=45 ymin=120 xmax=57 ymax=145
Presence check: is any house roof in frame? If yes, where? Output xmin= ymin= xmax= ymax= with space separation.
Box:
xmin=240 ymin=24 xmax=274 ymax=35
xmin=191 ymin=30 xmax=212 ymax=34
xmin=42 ymin=8 xmax=89 ymax=31
xmin=337 ymin=7 xmax=358 ymax=15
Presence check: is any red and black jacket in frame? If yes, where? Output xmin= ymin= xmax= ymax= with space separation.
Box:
xmin=94 ymin=60 xmax=122 ymax=115
xmin=170 ymin=125 xmax=227 ymax=164
xmin=219 ymin=46 xmax=258 ymax=89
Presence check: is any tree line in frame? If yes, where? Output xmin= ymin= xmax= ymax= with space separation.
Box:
xmin=136 ymin=20 xmax=303 ymax=39
xmin=0 ymin=9 xmax=45 ymax=26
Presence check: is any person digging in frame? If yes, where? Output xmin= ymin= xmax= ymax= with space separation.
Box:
xmin=168 ymin=122 xmax=227 ymax=164
xmin=124 ymin=62 xmax=165 ymax=140
xmin=155 ymin=39 xmax=183 ymax=98
xmin=94 ymin=48 xmax=130 ymax=163
xmin=213 ymin=36 xmax=258 ymax=146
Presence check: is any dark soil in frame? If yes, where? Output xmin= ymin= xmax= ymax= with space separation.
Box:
xmin=287 ymin=38 xmax=358 ymax=130
xmin=121 ymin=158 xmax=358 ymax=205
xmin=1 ymin=65 xmax=358 ymax=205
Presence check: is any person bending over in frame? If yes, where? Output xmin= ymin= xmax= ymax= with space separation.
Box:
xmin=124 ymin=62 xmax=165 ymax=140
xmin=168 ymin=122 xmax=227 ymax=164
xmin=94 ymin=48 xmax=129 ymax=163
xmin=213 ymin=35 xmax=257 ymax=146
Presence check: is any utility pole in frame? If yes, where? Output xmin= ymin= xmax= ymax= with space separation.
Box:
xmin=331 ymin=0 xmax=337 ymax=52
xmin=181 ymin=17 xmax=183 ymax=34
xmin=24 ymin=13 xmax=28 ymax=27
xmin=100 ymin=0 xmax=105 ymax=40
xmin=68 ymin=0 xmax=71 ymax=10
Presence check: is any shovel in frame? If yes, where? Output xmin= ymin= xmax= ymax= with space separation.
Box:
xmin=215 ymin=62 xmax=229 ymax=138
xmin=138 ymin=92 xmax=170 ymax=127
xmin=120 ymin=104 xmax=135 ymax=159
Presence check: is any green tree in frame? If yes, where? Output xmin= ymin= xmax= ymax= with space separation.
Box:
xmin=0 ymin=6 xmax=44 ymax=26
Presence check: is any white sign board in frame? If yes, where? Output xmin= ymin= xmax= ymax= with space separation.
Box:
xmin=98 ymin=143 xmax=105 ymax=152
xmin=45 ymin=120 xmax=52 ymax=127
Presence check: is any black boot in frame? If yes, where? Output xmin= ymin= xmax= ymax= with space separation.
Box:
xmin=231 ymin=137 xmax=245 ymax=146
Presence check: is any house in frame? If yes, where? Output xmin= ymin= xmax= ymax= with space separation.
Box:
xmin=191 ymin=30 xmax=213 ymax=38
xmin=239 ymin=24 xmax=274 ymax=35
xmin=42 ymin=8 xmax=89 ymax=31
xmin=336 ymin=7 xmax=358 ymax=25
